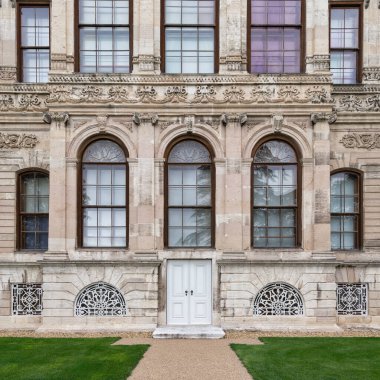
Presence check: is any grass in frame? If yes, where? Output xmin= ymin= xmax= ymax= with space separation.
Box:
xmin=231 ymin=337 xmax=380 ymax=380
xmin=0 ymin=337 xmax=149 ymax=380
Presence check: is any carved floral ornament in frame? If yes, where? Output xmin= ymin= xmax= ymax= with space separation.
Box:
xmin=0 ymin=133 xmax=39 ymax=149
xmin=340 ymin=133 xmax=380 ymax=150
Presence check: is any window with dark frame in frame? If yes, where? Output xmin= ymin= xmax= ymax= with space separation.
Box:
xmin=18 ymin=171 xmax=49 ymax=250
xmin=163 ymin=0 xmax=216 ymax=73
xmin=249 ymin=0 xmax=302 ymax=74
xmin=330 ymin=171 xmax=361 ymax=250
xmin=330 ymin=5 xmax=361 ymax=84
xmin=81 ymin=140 xmax=128 ymax=248
xmin=252 ymin=140 xmax=299 ymax=248
xmin=166 ymin=140 xmax=213 ymax=248
xmin=19 ymin=5 xmax=50 ymax=83
xmin=77 ymin=0 xmax=131 ymax=73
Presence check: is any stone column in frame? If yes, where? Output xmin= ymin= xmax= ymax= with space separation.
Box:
xmin=311 ymin=112 xmax=336 ymax=252
xmin=220 ymin=113 xmax=246 ymax=251
xmin=241 ymin=158 xmax=253 ymax=250
xmin=65 ymin=158 xmax=78 ymax=252
xmin=219 ymin=0 xmax=246 ymax=72
xmin=133 ymin=113 xmax=157 ymax=251
xmin=154 ymin=158 xmax=165 ymax=250
xmin=306 ymin=0 xmax=330 ymax=74
xmin=132 ymin=0 xmax=158 ymax=73
xmin=43 ymin=112 xmax=70 ymax=258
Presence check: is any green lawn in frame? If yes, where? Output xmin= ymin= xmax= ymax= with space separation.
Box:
xmin=0 ymin=337 xmax=149 ymax=380
xmin=231 ymin=337 xmax=380 ymax=380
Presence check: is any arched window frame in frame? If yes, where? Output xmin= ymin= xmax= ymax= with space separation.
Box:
xmin=17 ymin=168 xmax=49 ymax=251
xmin=164 ymin=137 xmax=215 ymax=248
xmin=78 ymin=136 xmax=129 ymax=248
xmin=330 ymin=168 xmax=363 ymax=251
xmin=251 ymin=136 xmax=302 ymax=248
xmin=247 ymin=0 xmax=306 ymax=74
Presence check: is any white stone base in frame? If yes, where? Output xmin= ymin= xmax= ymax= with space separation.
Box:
xmin=153 ymin=325 xmax=225 ymax=339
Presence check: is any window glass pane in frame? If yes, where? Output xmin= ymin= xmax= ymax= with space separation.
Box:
xmin=331 ymin=8 xmax=344 ymax=29
xmin=166 ymin=53 xmax=182 ymax=73
xmin=79 ymin=0 xmax=96 ymax=23
xmin=169 ymin=187 xmax=183 ymax=205
xmin=169 ymin=209 xmax=182 ymax=226
xmin=183 ymin=228 xmax=197 ymax=246
xmin=345 ymin=9 xmax=359 ymax=28
xmin=81 ymin=28 xmax=96 ymax=50
xmin=199 ymin=28 xmax=214 ymax=51
xmin=169 ymin=227 xmax=182 ymax=246
xmin=182 ymin=1 xmax=198 ymax=24
xmin=113 ymin=209 xmax=126 ymax=227
xmin=114 ymin=27 xmax=129 ymax=50
xmin=96 ymin=0 xmax=113 ymax=24
xmin=114 ymin=0 xmax=129 ymax=24
xmin=183 ymin=187 xmax=197 ymax=205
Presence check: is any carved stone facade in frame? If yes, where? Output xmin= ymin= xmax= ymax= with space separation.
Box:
xmin=0 ymin=0 xmax=380 ymax=334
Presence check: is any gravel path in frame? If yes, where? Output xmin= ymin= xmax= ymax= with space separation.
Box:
xmin=121 ymin=339 xmax=253 ymax=380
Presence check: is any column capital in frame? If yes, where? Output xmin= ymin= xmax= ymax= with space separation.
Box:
xmin=43 ymin=112 xmax=70 ymax=127
xmin=311 ymin=112 xmax=337 ymax=125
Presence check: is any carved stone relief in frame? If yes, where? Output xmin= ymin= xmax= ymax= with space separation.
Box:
xmin=335 ymin=94 xmax=380 ymax=112
xmin=0 ymin=133 xmax=39 ymax=149
xmin=340 ymin=133 xmax=380 ymax=150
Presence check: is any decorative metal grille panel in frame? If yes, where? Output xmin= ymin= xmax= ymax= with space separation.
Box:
xmin=12 ymin=283 xmax=43 ymax=315
xmin=75 ymin=282 xmax=127 ymax=316
xmin=168 ymin=140 xmax=211 ymax=163
xmin=83 ymin=140 xmax=126 ymax=162
xmin=253 ymin=282 xmax=304 ymax=316
xmin=337 ymin=283 xmax=368 ymax=315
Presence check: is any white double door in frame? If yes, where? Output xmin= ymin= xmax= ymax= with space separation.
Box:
xmin=167 ymin=260 xmax=212 ymax=325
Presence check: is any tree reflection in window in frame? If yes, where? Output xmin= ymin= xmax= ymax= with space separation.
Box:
xmin=167 ymin=140 xmax=212 ymax=247
xmin=82 ymin=140 xmax=128 ymax=247
xmin=253 ymin=140 xmax=298 ymax=248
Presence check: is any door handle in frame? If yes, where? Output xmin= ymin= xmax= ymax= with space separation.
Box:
xmin=190 ymin=290 xmax=193 ymax=295
xmin=185 ymin=290 xmax=188 ymax=296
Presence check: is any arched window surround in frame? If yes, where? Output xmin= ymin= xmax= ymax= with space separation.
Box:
xmin=164 ymin=136 xmax=215 ymax=248
xmin=251 ymin=135 xmax=302 ymax=248
xmin=17 ymin=168 xmax=49 ymax=251
xmin=330 ymin=168 xmax=363 ymax=251
xmin=78 ymin=136 xmax=129 ymax=249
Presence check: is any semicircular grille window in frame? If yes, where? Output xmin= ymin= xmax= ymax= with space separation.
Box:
xmin=75 ymin=282 xmax=127 ymax=316
xmin=253 ymin=282 xmax=304 ymax=316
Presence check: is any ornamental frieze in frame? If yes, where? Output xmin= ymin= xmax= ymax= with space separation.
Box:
xmin=0 ymin=93 xmax=47 ymax=112
xmin=43 ymin=83 xmax=332 ymax=106
xmin=334 ymin=94 xmax=380 ymax=112
xmin=340 ymin=133 xmax=380 ymax=150
xmin=0 ymin=133 xmax=39 ymax=149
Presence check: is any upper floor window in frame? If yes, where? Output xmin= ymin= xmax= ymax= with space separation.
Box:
xmin=18 ymin=5 xmax=50 ymax=82
xmin=330 ymin=171 xmax=361 ymax=250
xmin=77 ymin=0 xmax=131 ymax=73
xmin=80 ymin=139 xmax=128 ymax=248
xmin=252 ymin=140 xmax=299 ymax=248
xmin=18 ymin=171 xmax=49 ymax=250
xmin=163 ymin=0 xmax=217 ymax=73
xmin=249 ymin=0 xmax=303 ymax=74
xmin=330 ymin=4 xmax=361 ymax=84
xmin=166 ymin=139 xmax=214 ymax=247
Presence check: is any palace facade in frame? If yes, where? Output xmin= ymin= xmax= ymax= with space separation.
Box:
xmin=0 ymin=0 xmax=380 ymax=333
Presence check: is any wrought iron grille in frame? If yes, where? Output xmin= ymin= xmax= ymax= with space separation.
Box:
xmin=75 ymin=282 xmax=127 ymax=316
xmin=12 ymin=283 xmax=43 ymax=315
xmin=337 ymin=283 xmax=368 ymax=315
xmin=253 ymin=282 xmax=304 ymax=316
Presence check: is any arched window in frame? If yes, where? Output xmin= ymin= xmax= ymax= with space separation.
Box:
xmin=330 ymin=171 xmax=361 ymax=250
xmin=18 ymin=170 xmax=49 ymax=250
xmin=80 ymin=139 xmax=128 ymax=248
xmin=166 ymin=139 xmax=213 ymax=248
xmin=75 ymin=282 xmax=127 ymax=316
xmin=253 ymin=282 xmax=304 ymax=316
xmin=252 ymin=139 xmax=299 ymax=248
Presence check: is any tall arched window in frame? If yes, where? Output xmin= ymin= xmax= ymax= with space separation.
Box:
xmin=166 ymin=139 xmax=213 ymax=248
xmin=18 ymin=170 xmax=49 ymax=250
xmin=80 ymin=139 xmax=128 ymax=248
xmin=331 ymin=171 xmax=361 ymax=250
xmin=252 ymin=139 xmax=299 ymax=248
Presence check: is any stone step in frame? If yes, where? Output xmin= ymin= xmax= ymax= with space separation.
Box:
xmin=153 ymin=325 xmax=225 ymax=339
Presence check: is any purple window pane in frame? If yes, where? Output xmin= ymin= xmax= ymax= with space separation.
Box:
xmin=251 ymin=28 xmax=266 ymax=50
xmin=284 ymin=1 xmax=301 ymax=24
xmin=252 ymin=5 xmax=267 ymax=25
xmin=267 ymin=28 xmax=283 ymax=51
xmin=343 ymin=51 xmax=357 ymax=69
xmin=198 ymin=7 xmax=214 ymax=24
xmin=284 ymin=28 xmax=300 ymax=50
xmin=267 ymin=5 xmax=284 ymax=25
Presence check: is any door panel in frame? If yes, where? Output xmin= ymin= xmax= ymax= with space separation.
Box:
xmin=167 ymin=260 xmax=212 ymax=325
xmin=167 ymin=261 xmax=189 ymax=325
